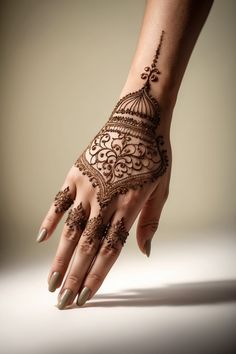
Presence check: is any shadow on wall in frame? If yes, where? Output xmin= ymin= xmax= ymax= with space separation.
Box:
xmin=72 ymin=280 xmax=236 ymax=308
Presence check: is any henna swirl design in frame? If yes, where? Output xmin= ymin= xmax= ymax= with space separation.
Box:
xmin=75 ymin=30 xmax=169 ymax=208
xmin=65 ymin=203 xmax=87 ymax=232
xmin=54 ymin=186 xmax=74 ymax=213
xmin=104 ymin=217 xmax=129 ymax=251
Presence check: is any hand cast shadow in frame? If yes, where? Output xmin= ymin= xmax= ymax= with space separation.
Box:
xmin=82 ymin=279 xmax=236 ymax=308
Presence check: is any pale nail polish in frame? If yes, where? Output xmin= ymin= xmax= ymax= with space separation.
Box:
xmin=36 ymin=228 xmax=47 ymax=243
xmin=48 ymin=272 xmax=61 ymax=292
xmin=77 ymin=287 xmax=91 ymax=306
xmin=57 ymin=289 xmax=73 ymax=310
xmin=144 ymin=239 xmax=152 ymax=257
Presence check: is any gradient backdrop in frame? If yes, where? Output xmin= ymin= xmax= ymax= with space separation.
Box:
xmin=0 ymin=0 xmax=235 ymax=265
xmin=0 ymin=1 xmax=236 ymax=354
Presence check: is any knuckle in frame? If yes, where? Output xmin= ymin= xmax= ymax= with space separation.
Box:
xmin=100 ymin=245 xmax=120 ymax=258
xmin=54 ymin=255 xmax=66 ymax=267
xmin=63 ymin=229 xmax=79 ymax=243
xmin=45 ymin=213 xmax=55 ymax=225
xmin=140 ymin=220 xmax=159 ymax=233
xmin=119 ymin=191 xmax=140 ymax=212
xmin=86 ymin=273 xmax=103 ymax=285
xmin=78 ymin=242 xmax=96 ymax=256
xmin=151 ymin=223 xmax=159 ymax=232
xmin=147 ymin=222 xmax=159 ymax=233
xmin=67 ymin=274 xmax=81 ymax=286
xmin=66 ymin=166 xmax=79 ymax=184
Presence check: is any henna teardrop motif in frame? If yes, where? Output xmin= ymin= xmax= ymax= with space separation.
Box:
xmin=75 ymin=30 xmax=169 ymax=208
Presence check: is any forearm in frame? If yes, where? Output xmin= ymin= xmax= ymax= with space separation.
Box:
xmin=120 ymin=0 xmax=213 ymax=117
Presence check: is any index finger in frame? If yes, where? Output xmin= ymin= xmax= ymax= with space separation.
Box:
xmin=36 ymin=183 xmax=75 ymax=243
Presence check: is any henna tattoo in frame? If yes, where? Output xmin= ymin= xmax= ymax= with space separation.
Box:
xmin=65 ymin=202 xmax=87 ymax=232
xmin=81 ymin=214 xmax=107 ymax=246
xmin=75 ymin=30 xmax=169 ymax=208
xmin=104 ymin=217 xmax=129 ymax=251
xmin=54 ymin=186 xmax=74 ymax=213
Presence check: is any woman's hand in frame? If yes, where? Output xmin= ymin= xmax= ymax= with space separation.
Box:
xmin=36 ymin=0 xmax=213 ymax=309
xmin=37 ymin=31 xmax=172 ymax=309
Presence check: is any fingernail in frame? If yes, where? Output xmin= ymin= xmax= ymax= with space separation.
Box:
xmin=48 ymin=272 xmax=61 ymax=292
xmin=77 ymin=287 xmax=91 ymax=306
xmin=36 ymin=228 xmax=47 ymax=243
xmin=57 ymin=289 xmax=73 ymax=310
xmin=144 ymin=239 xmax=152 ymax=257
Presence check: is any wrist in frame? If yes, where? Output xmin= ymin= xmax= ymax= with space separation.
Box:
xmin=113 ymin=32 xmax=176 ymax=140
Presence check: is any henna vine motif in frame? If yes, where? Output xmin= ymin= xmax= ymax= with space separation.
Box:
xmin=104 ymin=217 xmax=129 ymax=251
xmin=54 ymin=186 xmax=74 ymax=213
xmin=75 ymin=30 xmax=169 ymax=208
xmin=65 ymin=202 xmax=87 ymax=232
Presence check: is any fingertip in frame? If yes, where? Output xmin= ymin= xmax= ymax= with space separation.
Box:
xmin=36 ymin=228 xmax=48 ymax=243
xmin=144 ymin=239 xmax=152 ymax=258
xmin=136 ymin=227 xmax=154 ymax=257
xmin=48 ymin=272 xmax=62 ymax=292
xmin=77 ymin=287 xmax=92 ymax=307
xmin=139 ymin=241 xmax=150 ymax=257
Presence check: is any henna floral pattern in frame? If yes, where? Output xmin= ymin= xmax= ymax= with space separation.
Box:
xmin=65 ymin=202 xmax=87 ymax=232
xmin=81 ymin=214 xmax=107 ymax=246
xmin=104 ymin=217 xmax=129 ymax=251
xmin=75 ymin=30 xmax=169 ymax=208
xmin=54 ymin=186 xmax=74 ymax=213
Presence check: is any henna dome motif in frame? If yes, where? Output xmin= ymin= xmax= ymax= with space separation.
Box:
xmin=112 ymin=87 xmax=160 ymax=126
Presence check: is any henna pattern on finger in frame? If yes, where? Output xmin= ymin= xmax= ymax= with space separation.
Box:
xmin=75 ymin=30 xmax=169 ymax=208
xmin=54 ymin=186 xmax=74 ymax=213
xmin=104 ymin=217 xmax=129 ymax=251
xmin=81 ymin=214 xmax=107 ymax=246
xmin=65 ymin=202 xmax=87 ymax=232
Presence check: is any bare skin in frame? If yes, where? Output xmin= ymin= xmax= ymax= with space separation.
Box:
xmin=37 ymin=0 xmax=214 ymax=309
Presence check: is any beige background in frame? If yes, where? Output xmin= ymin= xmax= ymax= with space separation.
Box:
xmin=0 ymin=0 xmax=235 ymax=268
xmin=1 ymin=2 xmax=236 ymax=354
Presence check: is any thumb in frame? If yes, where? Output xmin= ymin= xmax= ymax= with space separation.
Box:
xmin=136 ymin=181 xmax=169 ymax=257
